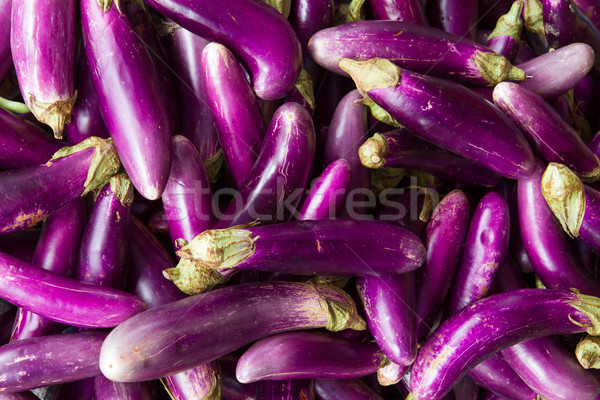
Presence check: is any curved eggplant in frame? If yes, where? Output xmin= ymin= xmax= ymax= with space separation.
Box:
xmin=289 ymin=0 xmax=334 ymax=55
xmin=297 ymin=159 xmax=351 ymax=220
xmin=368 ymin=0 xmax=427 ymax=24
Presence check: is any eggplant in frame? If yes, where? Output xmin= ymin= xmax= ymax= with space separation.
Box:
xmin=486 ymin=0 xmax=523 ymax=61
xmin=220 ymin=356 xmax=258 ymax=400
xmin=573 ymin=0 xmax=600 ymax=30
xmin=368 ymin=0 xmax=427 ymax=24
xmin=0 ymin=137 xmax=119 ymax=236
xmin=94 ymin=376 xmax=154 ymax=400
xmin=340 ymin=58 xmax=535 ymax=180
xmin=165 ymin=219 xmax=426 ymax=294
xmin=297 ymin=159 xmax=351 ymax=220
xmin=201 ymin=42 xmax=265 ymax=188
xmin=99 ymin=281 xmax=366 ymax=382
xmin=426 ymin=0 xmax=478 ymax=40
xmin=81 ymin=0 xmax=172 ymax=200
xmin=10 ymin=0 xmax=76 ymax=137
xmin=314 ymin=378 xmax=383 ymax=400
xmin=257 ymin=379 xmax=315 ymax=400
xmin=162 ymin=362 xmax=221 ymax=400
xmin=289 ymin=0 xmax=334 ymax=56
xmin=46 ymin=377 xmax=96 ymax=400
xmin=308 ymin=20 xmax=525 ymax=86
xmin=144 ymin=0 xmax=302 ymax=100
xmin=0 ymin=0 xmax=11 ymax=84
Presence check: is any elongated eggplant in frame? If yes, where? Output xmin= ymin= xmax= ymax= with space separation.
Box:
xmin=315 ymin=378 xmax=383 ymax=400
xmin=10 ymin=0 xmax=76 ymax=137
xmin=486 ymin=1 xmax=523 ymax=61
xmin=201 ymin=42 xmax=265 ymax=188
xmin=165 ymin=219 xmax=426 ymax=294
xmin=0 ymin=0 xmax=12 ymax=84
xmin=340 ymin=58 xmax=535 ymax=179
xmin=81 ymin=0 xmax=171 ymax=200
xmin=99 ymin=281 xmax=365 ymax=382
xmin=144 ymin=0 xmax=301 ymax=100
xmin=94 ymin=376 xmax=154 ymax=400
xmin=162 ymin=362 xmax=221 ymax=400
xmin=257 ymin=379 xmax=315 ymax=400
xmin=0 ymin=137 xmax=119 ymax=236
xmin=308 ymin=21 xmax=525 ymax=85
xmin=426 ymin=0 xmax=478 ymax=40
xmin=368 ymin=0 xmax=427 ymax=24
xmin=289 ymin=0 xmax=334 ymax=55
xmin=297 ymin=159 xmax=351 ymax=220
xmin=409 ymin=288 xmax=600 ymax=400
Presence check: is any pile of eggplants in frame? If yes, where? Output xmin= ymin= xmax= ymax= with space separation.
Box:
xmin=3 ymin=0 xmax=600 ymax=398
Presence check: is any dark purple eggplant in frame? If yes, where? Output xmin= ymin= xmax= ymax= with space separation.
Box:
xmin=297 ymin=159 xmax=351 ymax=220
xmin=257 ymin=379 xmax=315 ymax=400
xmin=427 ymin=0 xmax=478 ymax=40
xmin=486 ymin=0 xmax=523 ymax=61
xmin=289 ymin=0 xmax=334 ymax=56
xmin=368 ymin=0 xmax=427 ymax=24
xmin=315 ymin=378 xmax=384 ymax=400
xmin=165 ymin=219 xmax=426 ymax=294
xmin=0 ymin=0 xmax=11 ymax=84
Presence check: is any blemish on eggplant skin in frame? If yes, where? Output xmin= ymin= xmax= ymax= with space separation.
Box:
xmin=0 ymin=210 xmax=46 ymax=233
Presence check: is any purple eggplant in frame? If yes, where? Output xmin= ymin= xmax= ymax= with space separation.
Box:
xmin=144 ymin=0 xmax=302 ymax=100
xmin=0 ymin=137 xmax=119 ymax=236
xmin=201 ymin=42 xmax=265 ymax=188
xmin=94 ymin=376 xmax=154 ymax=400
xmin=377 ymin=359 xmax=409 ymax=386
xmin=426 ymin=0 xmax=478 ymax=40
xmin=573 ymin=0 xmax=600 ymax=30
xmin=308 ymin=20 xmax=525 ymax=86
xmin=47 ymin=378 xmax=96 ymax=400
xmin=220 ymin=355 xmax=258 ymax=400
xmin=289 ymin=0 xmax=334 ymax=56
xmin=99 ymin=281 xmax=365 ymax=382
xmin=0 ymin=0 xmax=12 ymax=84
xmin=486 ymin=1 xmax=523 ymax=61
xmin=409 ymin=288 xmax=600 ymax=400
xmin=297 ymin=159 xmax=351 ymax=220
xmin=368 ymin=0 xmax=427 ymax=24
xmin=163 ymin=362 xmax=221 ymax=400
xmin=10 ymin=0 xmax=76 ymax=137
xmin=165 ymin=219 xmax=426 ymax=294
xmin=81 ymin=0 xmax=172 ymax=200
xmin=257 ymin=379 xmax=315 ymax=400
xmin=358 ymin=129 xmax=503 ymax=187
xmin=162 ymin=136 xmax=215 ymax=252
xmin=315 ymin=378 xmax=383 ymax=400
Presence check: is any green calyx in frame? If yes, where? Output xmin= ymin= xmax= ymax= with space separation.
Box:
xmin=575 ymin=334 xmax=600 ymax=369
xmin=334 ymin=0 xmax=366 ymax=24
xmin=262 ymin=0 xmax=291 ymax=18
xmin=359 ymin=134 xmax=388 ymax=169
xmin=522 ymin=0 xmax=545 ymax=35
xmin=370 ymin=167 xmax=406 ymax=198
xmin=294 ymin=68 xmax=316 ymax=113
xmin=107 ymin=173 xmax=134 ymax=207
xmin=487 ymin=0 xmax=524 ymax=41
xmin=314 ymin=284 xmax=366 ymax=332
xmin=204 ymin=149 xmax=224 ymax=183
xmin=569 ymin=290 xmax=600 ymax=336
xmin=361 ymin=99 xmax=402 ymax=128
xmin=96 ymin=0 xmax=145 ymax=14
xmin=338 ymin=58 xmax=401 ymax=100
xmin=29 ymin=91 xmax=77 ymax=139
xmin=472 ymin=51 xmax=526 ymax=85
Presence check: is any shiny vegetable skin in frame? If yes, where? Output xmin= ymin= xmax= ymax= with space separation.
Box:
xmin=297 ymin=159 xmax=351 ymax=220
xmin=0 ymin=331 xmax=107 ymax=393
xmin=81 ymin=0 xmax=172 ymax=200
xmin=308 ymin=21 xmax=525 ymax=86
xmin=409 ymin=288 xmax=600 ymax=400
xmin=315 ymin=378 xmax=384 ymax=400
xmin=236 ymin=331 xmax=383 ymax=383
xmin=0 ymin=0 xmax=11 ymax=83
xmin=368 ymin=0 xmax=427 ymax=24
xmin=427 ymin=0 xmax=478 ymax=40
xmin=99 ymin=281 xmax=365 ymax=382
xmin=257 ymin=379 xmax=315 ymax=400
xmin=94 ymin=376 xmax=154 ymax=400
xmin=486 ymin=0 xmax=523 ymax=62
xmin=144 ymin=0 xmax=302 ymax=100
xmin=289 ymin=0 xmax=334 ymax=53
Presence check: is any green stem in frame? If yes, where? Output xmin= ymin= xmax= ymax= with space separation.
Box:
xmin=0 ymin=96 xmax=30 ymax=114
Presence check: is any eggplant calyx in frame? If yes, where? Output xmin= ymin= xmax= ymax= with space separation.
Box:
xmin=106 ymin=173 xmax=134 ymax=207
xmin=569 ymin=290 xmax=600 ymax=336
xmin=541 ymin=162 xmax=585 ymax=238
xmin=361 ymin=99 xmax=402 ymax=128
xmin=314 ymin=284 xmax=366 ymax=332
xmin=338 ymin=58 xmax=401 ymax=100
xmin=162 ymin=263 xmax=227 ymax=295
xmin=262 ymin=0 xmax=291 ymax=18
xmin=522 ymin=0 xmax=545 ymax=35
xmin=377 ymin=356 xmax=406 ymax=386
xmin=204 ymin=149 xmax=224 ymax=183
xmin=472 ymin=52 xmax=526 ymax=85
xmin=359 ymin=134 xmax=387 ymax=169
xmin=294 ymin=68 xmax=316 ymax=113
xmin=487 ymin=0 xmax=524 ymax=41
xmin=28 ymin=91 xmax=77 ymax=139
xmin=334 ymin=0 xmax=366 ymax=25
xmin=575 ymin=334 xmax=600 ymax=369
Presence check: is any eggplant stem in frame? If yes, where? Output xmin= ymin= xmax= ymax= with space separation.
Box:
xmin=0 ymin=96 xmax=30 ymax=114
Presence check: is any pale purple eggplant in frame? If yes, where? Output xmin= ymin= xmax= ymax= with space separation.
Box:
xmin=99 ymin=281 xmax=365 ymax=382
xmin=339 ymin=58 xmax=535 ymax=180
xmin=0 ymin=137 xmax=119 ymax=236
xmin=162 ymin=136 xmax=215 ymax=252
xmin=215 ymin=102 xmax=315 ymax=227
xmin=201 ymin=42 xmax=265 ymax=189
xmin=409 ymin=288 xmax=600 ymax=400
xmin=257 ymin=379 xmax=315 ymax=400
xmin=308 ymin=21 xmax=526 ymax=86
xmin=144 ymin=0 xmax=302 ymax=100
xmin=0 ymin=331 xmax=107 ymax=393
xmin=415 ymin=190 xmax=470 ymax=339
xmin=426 ymin=0 xmax=478 ymax=40
xmin=289 ymin=0 xmax=334 ymax=56
xmin=81 ymin=0 xmax=172 ymax=200
xmin=486 ymin=1 xmax=523 ymax=61
xmin=297 ymin=159 xmax=351 ymax=220
xmin=10 ymin=0 xmax=76 ymax=137
xmin=165 ymin=219 xmax=426 ymax=294
xmin=368 ymin=0 xmax=427 ymax=24
xmin=493 ymin=82 xmax=600 ymax=181
xmin=236 ymin=331 xmax=384 ymax=383
xmin=358 ymin=130 xmax=503 ymax=187
xmin=0 ymin=0 xmax=11 ymax=84
xmin=94 ymin=375 xmax=154 ymax=400
xmin=315 ymin=378 xmax=383 ymax=400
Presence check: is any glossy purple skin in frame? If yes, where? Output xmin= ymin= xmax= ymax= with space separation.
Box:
xmin=0 ymin=108 xmax=64 ymax=169
xmin=144 ymin=0 xmax=302 ymax=100
xmin=468 ymin=353 xmax=538 ymax=400
xmin=517 ymin=42 xmax=595 ymax=99
xmin=289 ymin=0 xmax=334 ymax=54
xmin=297 ymin=159 xmax=351 ymax=220
xmin=258 ymin=379 xmax=315 ymax=400
xmin=577 ymin=185 xmax=600 ymax=255
xmin=369 ymin=70 xmax=535 ymax=180
xmin=447 ymin=192 xmax=510 ymax=315
xmin=216 ymin=103 xmax=315 ymax=227
xmin=493 ymin=82 xmax=600 ymax=178
xmin=201 ymin=42 xmax=265 ymax=188
xmin=99 ymin=281 xmax=361 ymax=382
xmin=308 ymin=20 xmax=510 ymax=85
xmin=94 ymin=375 xmax=154 ymax=400
xmin=357 ymin=274 xmax=416 ymax=365
xmin=81 ymin=0 xmax=171 ymax=200
xmin=11 ymin=199 xmax=85 ymax=342
xmin=163 ymin=361 xmax=220 ymax=400
xmin=487 ymin=36 xmax=519 ymax=62
xmin=518 ymin=160 xmax=600 ymax=295
xmin=168 ymin=27 xmax=219 ymax=163
xmin=0 ymin=331 xmax=107 ymax=393
xmin=315 ymin=378 xmax=383 ymax=400
xmin=368 ymin=0 xmax=427 ymax=24
xmin=236 ymin=331 xmax=382 ymax=383
xmin=0 ymin=0 xmax=11 ymax=83
xmin=415 ymin=190 xmax=469 ymax=340
xmin=162 ymin=136 xmax=214 ymax=251
xmin=427 ymin=0 xmax=478 ymax=40
xmin=0 ymin=230 xmax=39 ymax=264
xmin=375 ymin=129 xmax=503 ymax=187
xmin=410 ymin=288 xmax=599 ymax=400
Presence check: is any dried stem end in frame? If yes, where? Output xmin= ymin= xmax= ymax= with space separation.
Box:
xmin=314 ymin=284 xmax=366 ymax=332
xmin=359 ymin=134 xmax=388 ymax=169
xmin=472 ymin=51 xmax=526 ymax=85
xmin=338 ymin=58 xmax=401 ymax=99
xmin=488 ymin=0 xmax=524 ymax=41
xmin=29 ymin=91 xmax=77 ymax=139
xmin=569 ymin=290 xmax=600 ymax=336
xmin=108 ymin=173 xmax=134 ymax=207
xmin=576 ymin=335 xmax=600 ymax=369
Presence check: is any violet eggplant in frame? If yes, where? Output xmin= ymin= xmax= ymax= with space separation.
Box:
xmin=214 ymin=102 xmax=315 ymax=227
xmin=201 ymin=42 xmax=265 ymax=189
xmin=236 ymin=331 xmax=384 ymax=383
xmin=0 ymin=0 xmax=11 ymax=84
xmin=220 ymin=356 xmax=258 ymax=400
xmin=486 ymin=1 xmax=523 ymax=61
xmin=162 ymin=362 xmax=221 ymax=400
xmin=99 ymin=281 xmax=365 ymax=382
xmin=10 ymin=0 xmax=76 ymax=137
xmin=165 ymin=219 xmax=426 ymax=294
xmin=81 ymin=0 xmax=172 ymax=200
xmin=377 ymin=359 xmax=409 ymax=386
xmin=493 ymin=82 xmax=600 ymax=181
xmin=426 ymin=0 xmax=478 ymax=40
xmin=289 ymin=0 xmax=334 ymax=56
xmin=162 ymin=136 xmax=215 ymax=252
xmin=409 ymin=288 xmax=600 ymax=400
xmin=368 ymin=0 xmax=427 ymax=24
xmin=297 ymin=159 xmax=351 ymax=220
xmin=257 ymin=379 xmax=315 ymax=400
xmin=0 ymin=137 xmax=119 ymax=236
xmin=358 ymin=130 xmax=503 ymax=187
xmin=340 ymin=58 xmax=535 ymax=180
xmin=308 ymin=20 xmax=525 ymax=86
xmin=314 ymin=378 xmax=383 ymax=400
xmin=0 ymin=331 xmax=107 ymax=393
xmin=144 ymin=0 xmax=302 ymax=100
xmin=94 ymin=375 xmax=154 ymax=400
